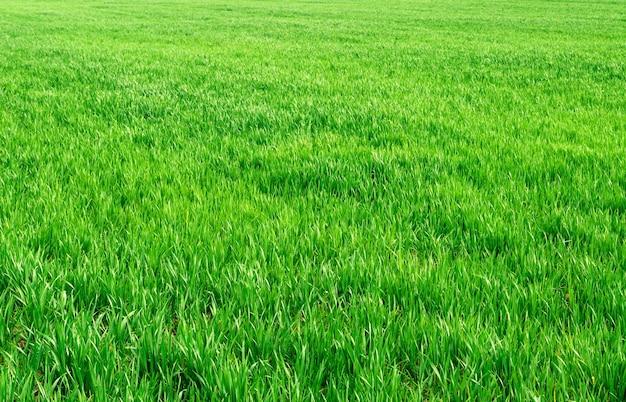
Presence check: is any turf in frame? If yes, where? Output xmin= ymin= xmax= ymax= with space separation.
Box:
xmin=0 ymin=0 xmax=625 ymax=399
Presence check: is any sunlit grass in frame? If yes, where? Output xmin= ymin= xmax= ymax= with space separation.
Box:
xmin=1 ymin=0 xmax=625 ymax=399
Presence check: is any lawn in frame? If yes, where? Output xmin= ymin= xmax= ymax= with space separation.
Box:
xmin=0 ymin=0 xmax=625 ymax=399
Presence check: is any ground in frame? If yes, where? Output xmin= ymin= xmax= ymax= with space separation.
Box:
xmin=0 ymin=0 xmax=625 ymax=399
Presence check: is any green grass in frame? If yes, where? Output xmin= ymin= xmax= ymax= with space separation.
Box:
xmin=1 ymin=0 xmax=625 ymax=399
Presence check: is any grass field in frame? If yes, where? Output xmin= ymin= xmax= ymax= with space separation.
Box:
xmin=1 ymin=0 xmax=625 ymax=399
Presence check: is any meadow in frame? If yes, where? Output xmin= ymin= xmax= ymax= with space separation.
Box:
xmin=0 ymin=0 xmax=625 ymax=399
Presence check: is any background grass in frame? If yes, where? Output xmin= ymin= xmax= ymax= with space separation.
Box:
xmin=0 ymin=0 xmax=625 ymax=399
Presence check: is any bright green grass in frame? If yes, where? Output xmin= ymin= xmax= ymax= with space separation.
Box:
xmin=1 ymin=0 xmax=625 ymax=399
